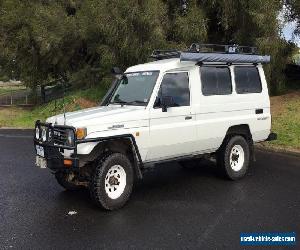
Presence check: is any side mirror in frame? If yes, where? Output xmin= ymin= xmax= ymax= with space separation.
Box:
xmin=161 ymin=96 xmax=174 ymax=112
xmin=111 ymin=67 xmax=125 ymax=80
xmin=111 ymin=67 xmax=123 ymax=75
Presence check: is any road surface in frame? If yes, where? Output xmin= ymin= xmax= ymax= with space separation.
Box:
xmin=0 ymin=130 xmax=299 ymax=249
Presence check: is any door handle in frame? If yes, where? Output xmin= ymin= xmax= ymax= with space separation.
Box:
xmin=185 ymin=116 xmax=192 ymax=120
xmin=255 ymin=109 xmax=263 ymax=114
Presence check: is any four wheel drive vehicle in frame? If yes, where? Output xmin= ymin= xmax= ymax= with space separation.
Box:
xmin=34 ymin=44 xmax=277 ymax=210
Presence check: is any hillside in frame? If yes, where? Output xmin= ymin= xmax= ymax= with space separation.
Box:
xmin=0 ymin=86 xmax=104 ymax=128
xmin=0 ymin=88 xmax=299 ymax=153
xmin=262 ymin=91 xmax=300 ymax=152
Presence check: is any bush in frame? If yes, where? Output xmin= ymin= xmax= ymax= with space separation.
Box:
xmin=0 ymin=75 xmax=10 ymax=82
xmin=0 ymin=0 xmax=295 ymax=95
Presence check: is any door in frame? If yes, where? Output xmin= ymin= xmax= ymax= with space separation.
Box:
xmin=195 ymin=65 xmax=235 ymax=151
xmin=146 ymin=72 xmax=197 ymax=162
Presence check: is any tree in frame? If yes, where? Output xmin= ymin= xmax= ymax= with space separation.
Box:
xmin=198 ymin=0 xmax=294 ymax=94
xmin=0 ymin=0 xmax=168 ymax=87
xmin=286 ymin=0 xmax=300 ymax=34
xmin=0 ymin=0 xmax=295 ymax=94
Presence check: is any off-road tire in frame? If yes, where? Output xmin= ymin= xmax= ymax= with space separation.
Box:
xmin=89 ymin=153 xmax=134 ymax=210
xmin=55 ymin=172 xmax=82 ymax=191
xmin=217 ymin=135 xmax=250 ymax=180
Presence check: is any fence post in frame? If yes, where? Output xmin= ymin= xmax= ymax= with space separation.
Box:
xmin=10 ymin=90 xmax=13 ymax=106
xmin=41 ymin=85 xmax=45 ymax=103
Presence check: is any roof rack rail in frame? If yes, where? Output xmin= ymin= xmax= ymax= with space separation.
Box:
xmin=150 ymin=43 xmax=270 ymax=64
xmin=189 ymin=43 xmax=258 ymax=55
xmin=150 ymin=49 xmax=181 ymax=60
xmin=150 ymin=43 xmax=259 ymax=61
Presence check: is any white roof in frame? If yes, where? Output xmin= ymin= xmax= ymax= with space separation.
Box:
xmin=125 ymin=58 xmax=196 ymax=73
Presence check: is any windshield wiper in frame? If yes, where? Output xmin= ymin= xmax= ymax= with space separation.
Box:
xmin=125 ymin=100 xmax=147 ymax=106
xmin=109 ymin=100 xmax=127 ymax=106
xmin=109 ymin=100 xmax=147 ymax=106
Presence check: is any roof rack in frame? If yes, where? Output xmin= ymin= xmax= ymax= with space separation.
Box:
xmin=189 ymin=43 xmax=258 ymax=55
xmin=150 ymin=43 xmax=270 ymax=64
xmin=150 ymin=50 xmax=181 ymax=60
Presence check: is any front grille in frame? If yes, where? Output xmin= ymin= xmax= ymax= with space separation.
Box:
xmin=53 ymin=128 xmax=68 ymax=145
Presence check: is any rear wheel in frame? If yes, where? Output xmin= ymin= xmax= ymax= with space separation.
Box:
xmin=55 ymin=172 xmax=82 ymax=191
xmin=217 ymin=135 xmax=250 ymax=180
xmin=89 ymin=153 xmax=134 ymax=210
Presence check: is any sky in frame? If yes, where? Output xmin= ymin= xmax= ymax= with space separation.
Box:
xmin=282 ymin=21 xmax=300 ymax=47
xmin=279 ymin=7 xmax=300 ymax=47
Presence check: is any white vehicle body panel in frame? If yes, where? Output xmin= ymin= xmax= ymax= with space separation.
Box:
xmin=47 ymin=105 xmax=150 ymax=161
xmin=147 ymin=106 xmax=197 ymax=161
xmin=46 ymin=58 xmax=272 ymax=163
xmin=192 ymin=64 xmax=270 ymax=153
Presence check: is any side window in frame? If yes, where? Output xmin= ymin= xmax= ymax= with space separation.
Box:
xmin=234 ymin=67 xmax=262 ymax=94
xmin=155 ymin=72 xmax=190 ymax=107
xmin=200 ymin=66 xmax=232 ymax=96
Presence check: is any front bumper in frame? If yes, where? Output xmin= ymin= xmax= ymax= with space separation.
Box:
xmin=34 ymin=121 xmax=79 ymax=172
xmin=34 ymin=142 xmax=79 ymax=171
xmin=34 ymin=121 xmax=143 ymax=177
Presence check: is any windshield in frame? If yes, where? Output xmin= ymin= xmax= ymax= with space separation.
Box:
xmin=109 ymin=71 xmax=159 ymax=106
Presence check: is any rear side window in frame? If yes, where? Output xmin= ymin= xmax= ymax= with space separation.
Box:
xmin=234 ymin=67 xmax=262 ymax=94
xmin=200 ymin=67 xmax=232 ymax=96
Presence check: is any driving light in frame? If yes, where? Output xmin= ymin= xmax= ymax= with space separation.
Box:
xmin=76 ymin=128 xmax=87 ymax=140
xmin=48 ymin=129 xmax=52 ymax=141
xmin=42 ymin=128 xmax=47 ymax=141
xmin=66 ymin=130 xmax=75 ymax=146
xmin=35 ymin=127 xmax=40 ymax=139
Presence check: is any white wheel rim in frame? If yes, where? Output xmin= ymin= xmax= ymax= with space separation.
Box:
xmin=105 ymin=165 xmax=126 ymax=200
xmin=230 ymin=145 xmax=245 ymax=172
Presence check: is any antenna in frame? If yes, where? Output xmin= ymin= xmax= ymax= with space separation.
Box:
xmin=54 ymin=99 xmax=58 ymax=125
xmin=63 ymin=81 xmax=66 ymax=125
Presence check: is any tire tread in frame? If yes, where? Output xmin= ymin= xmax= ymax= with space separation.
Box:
xmin=89 ymin=153 xmax=133 ymax=210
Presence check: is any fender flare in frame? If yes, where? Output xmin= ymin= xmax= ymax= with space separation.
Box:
xmin=77 ymin=134 xmax=143 ymax=179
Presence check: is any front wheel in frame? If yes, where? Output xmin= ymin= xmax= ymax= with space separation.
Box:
xmin=89 ymin=153 xmax=134 ymax=210
xmin=217 ymin=135 xmax=250 ymax=180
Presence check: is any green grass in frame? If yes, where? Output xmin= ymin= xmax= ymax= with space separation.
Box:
xmin=268 ymin=98 xmax=300 ymax=150
xmin=0 ymin=84 xmax=107 ymax=128
xmin=1 ymin=83 xmax=300 ymax=152
xmin=0 ymin=86 xmax=27 ymax=95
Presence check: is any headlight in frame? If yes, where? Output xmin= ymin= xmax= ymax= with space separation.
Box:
xmin=66 ymin=130 xmax=75 ymax=146
xmin=42 ymin=128 xmax=47 ymax=142
xmin=35 ymin=127 xmax=40 ymax=139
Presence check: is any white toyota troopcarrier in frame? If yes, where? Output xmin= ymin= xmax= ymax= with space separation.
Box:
xmin=34 ymin=44 xmax=277 ymax=210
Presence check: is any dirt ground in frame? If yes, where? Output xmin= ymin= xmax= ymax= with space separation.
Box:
xmin=261 ymin=90 xmax=300 ymax=154
xmin=270 ymin=90 xmax=300 ymax=116
xmin=69 ymin=97 xmax=97 ymax=109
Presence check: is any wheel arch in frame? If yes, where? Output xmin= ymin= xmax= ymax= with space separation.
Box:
xmin=219 ymin=124 xmax=255 ymax=162
xmin=225 ymin=124 xmax=253 ymax=140
xmin=78 ymin=135 xmax=143 ymax=179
